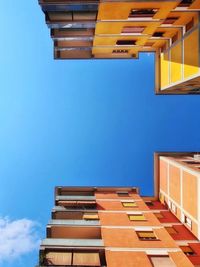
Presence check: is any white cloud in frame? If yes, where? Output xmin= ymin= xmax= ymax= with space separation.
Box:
xmin=0 ymin=217 xmax=40 ymax=262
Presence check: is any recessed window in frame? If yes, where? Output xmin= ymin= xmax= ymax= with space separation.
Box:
xmin=153 ymin=31 xmax=165 ymax=37
xmin=186 ymin=18 xmax=194 ymax=32
xmin=180 ymin=245 xmax=195 ymax=255
xmin=172 ymin=33 xmax=178 ymax=44
xmin=112 ymin=49 xmax=128 ymax=54
xmin=82 ymin=212 xmax=99 ymax=220
xmin=122 ymin=26 xmax=145 ymax=34
xmin=165 ymin=226 xmax=178 ymax=234
xmin=137 ymin=231 xmax=157 ymax=240
xmin=117 ymin=191 xmax=129 ymax=197
xmin=129 ymin=214 xmax=146 ymax=221
xmin=163 ymin=17 xmax=179 ymax=24
xmin=150 ymin=256 xmax=176 ymax=266
xmin=122 ymin=201 xmax=137 ymax=207
xmin=58 ymin=200 xmax=96 ymax=209
xmin=145 ymin=201 xmax=154 ymax=206
xmin=116 ymin=40 xmax=136 ymax=46
xmin=154 ymin=213 xmax=164 ymax=219
xmin=178 ymin=0 xmax=194 ymax=7
xmin=185 ymin=215 xmax=192 ymax=229
xmin=129 ymin=9 xmax=158 ymax=18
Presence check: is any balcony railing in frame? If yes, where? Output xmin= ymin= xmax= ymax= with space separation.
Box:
xmin=48 ymin=219 xmax=100 ymax=226
xmin=41 ymin=238 xmax=104 ymax=247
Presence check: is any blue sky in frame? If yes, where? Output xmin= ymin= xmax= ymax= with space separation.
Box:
xmin=0 ymin=1 xmax=200 ymax=266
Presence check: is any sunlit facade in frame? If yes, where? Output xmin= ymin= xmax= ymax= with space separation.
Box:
xmin=38 ymin=0 xmax=200 ymax=94
xmin=37 ymin=158 xmax=200 ymax=267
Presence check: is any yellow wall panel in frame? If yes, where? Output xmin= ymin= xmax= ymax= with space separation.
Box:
xmin=171 ymin=42 xmax=182 ymax=83
xmin=184 ymin=29 xmax=199 ymax=79
xmin=160 ymin=52 xmax=170 ymax=88
xmin=98 ymin=2 xmax=178 ymax=21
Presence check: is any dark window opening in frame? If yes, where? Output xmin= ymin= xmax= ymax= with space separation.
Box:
xmin=186 ymin=18 xmax=194 ymax=32
xmin=116 ymin=40 xmax=136 ymax=45
xmin=129 ymin=9 xmax=158 ymax=18
xmin=137 ymin=231 xmax=157 ymax=240
xmin=172 ymin=33 xmax=178 ymax=43
xmin=145 ymin=201 xmax=154 ymax=206
xmin=117 ymin=191 xmax=129 ymax=196
xmin=153 ymin=31 xmax=165 ymax=37
xmin=180 ymin=246 xmax=196 ymax=256
xmin=178 ymin=0 xmax=194 ymax=7
xmin=122 ymin=26 xmax=145 ymax=34
xmin=163 ymin=17 xmax=179 ymax=24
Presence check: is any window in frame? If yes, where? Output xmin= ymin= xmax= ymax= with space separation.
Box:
xmin=185 ymin=216 xmax=192 ymax=229
xmin=129 ymin=9 xmax=158 ymax=19
xmin=178 ymin=0 xmax=194 ymax=7
xmin=117 ymin=191 xmax=129 ymax=196
xmin=112 ymin=49 xmax=128 ymax=54
xmin=186 ymin=18 xmax=194 ymax=32
xmin=128 ymin=213 xmax=146 ymax=221
xmin=82 ymin=212 xmax=99 ymax=220
xmin=45 ymin=251 xmax=102 ymax=266
xmin=116 ymin=40 xmax=136 ymax=45
xmin=165 ymin=226 xmax=178 ymax=234
xmin=180 ymin=245 xmax=195 ymax=255
xmin=145 ymin=201 xmax=154 ymax=206
xmin=122 ymin=26 xmax=145 ymax=34
xmin=137 ymin=231 xmax=157 ymax=240
xmin=163 ymin=17 xmax=179 ymax=24
xmin=150 ymin=256 xmax=176 ymax=266
xmin=153 ymin=31 xmax=165 ymax=37
xmin=168 ymin=200 xmax=172 ymax=209
xmin=58 ymin=200 xmax=96 ymax=209
xmin=172 ymin=33 xmax=178 ymax=44
xmin=122 ymin=201 xmax=137 ymax=207
xmin=154 ymin=213 xmax=164 ymax=219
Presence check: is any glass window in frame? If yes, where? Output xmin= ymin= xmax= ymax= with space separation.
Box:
xmin=122 ymin=201 xmax=137 ymax=207
xmin=129 ymin=214 xmax=146 ymax=221
xmin=150 ymin=256 xmax=176 ymax=266
xmin=137 ymin=231 xmax=157 ymax=240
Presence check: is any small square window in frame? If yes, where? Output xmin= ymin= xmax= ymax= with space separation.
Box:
xmin=117 ymin=191 xmax=129 ymax=197
xmin=129 ymin=9 xmax=158 ymax=19
xmin=180 ymin=245 xmax=195 ymax=255
xmin=128 ymin=214 xmax=146 ymax=221
xmin=153 ymin=31 xmax=165 ymax=37
xmin=82 ymin=213 xmax=99 ymax=220
xmin=145 ymin=201 xmax=154 ymax=206
xmin=116 ymin=40 xmax=136 ymax=46
xmin=122 ymin=202 xmax=137 ymax=207
xmin=185 ymin=216 xmax=192 ymax=229
xmin=171 ymin=203 xmax=177 ymax=214
xmin=137 ymin=231 xmax=157 ymax=240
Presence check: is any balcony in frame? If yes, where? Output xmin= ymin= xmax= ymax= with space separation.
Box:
xmin=41 ymin=238 xmax=104 ymax=247
xmin=48 ymin=219 xmax=100 ymax=226
xmin=56 ymin=196 xmax=95 ymax=201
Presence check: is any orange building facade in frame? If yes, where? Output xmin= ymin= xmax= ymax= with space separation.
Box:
xmin=38 ymin=0 xmax=200 ymax=94
xmin=37 ymin=181 xmax=200 ymax=266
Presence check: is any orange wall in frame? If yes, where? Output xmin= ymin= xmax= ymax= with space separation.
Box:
xmin=182 ymin=171 xmax=198 ymax=219
xmin=99 ymin=212 xmax=161 ymax=227
xmin=101 ymin=228 xmax=178 ymax=248
xmin=97 ymin=200 xmax=149 ymax=211
xmin=169 ymin=165 xmax=181 ymax=204
xmin=105 ymin=251 xmax=152 ymax=267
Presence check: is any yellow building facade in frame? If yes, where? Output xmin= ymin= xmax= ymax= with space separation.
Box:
xmin=39 ymin=0 xmax=200 ymax=94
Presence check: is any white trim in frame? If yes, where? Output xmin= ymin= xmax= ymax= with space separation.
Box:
xmin=160 ymin=189 xmax=198 ymax=225
xmin=160 ymin=156 xmax=200 ymax=177
xmin=102 ymin=226 xmax=163 ymax=230
xmin=106 ymin=247 xmax=181 ymax=254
